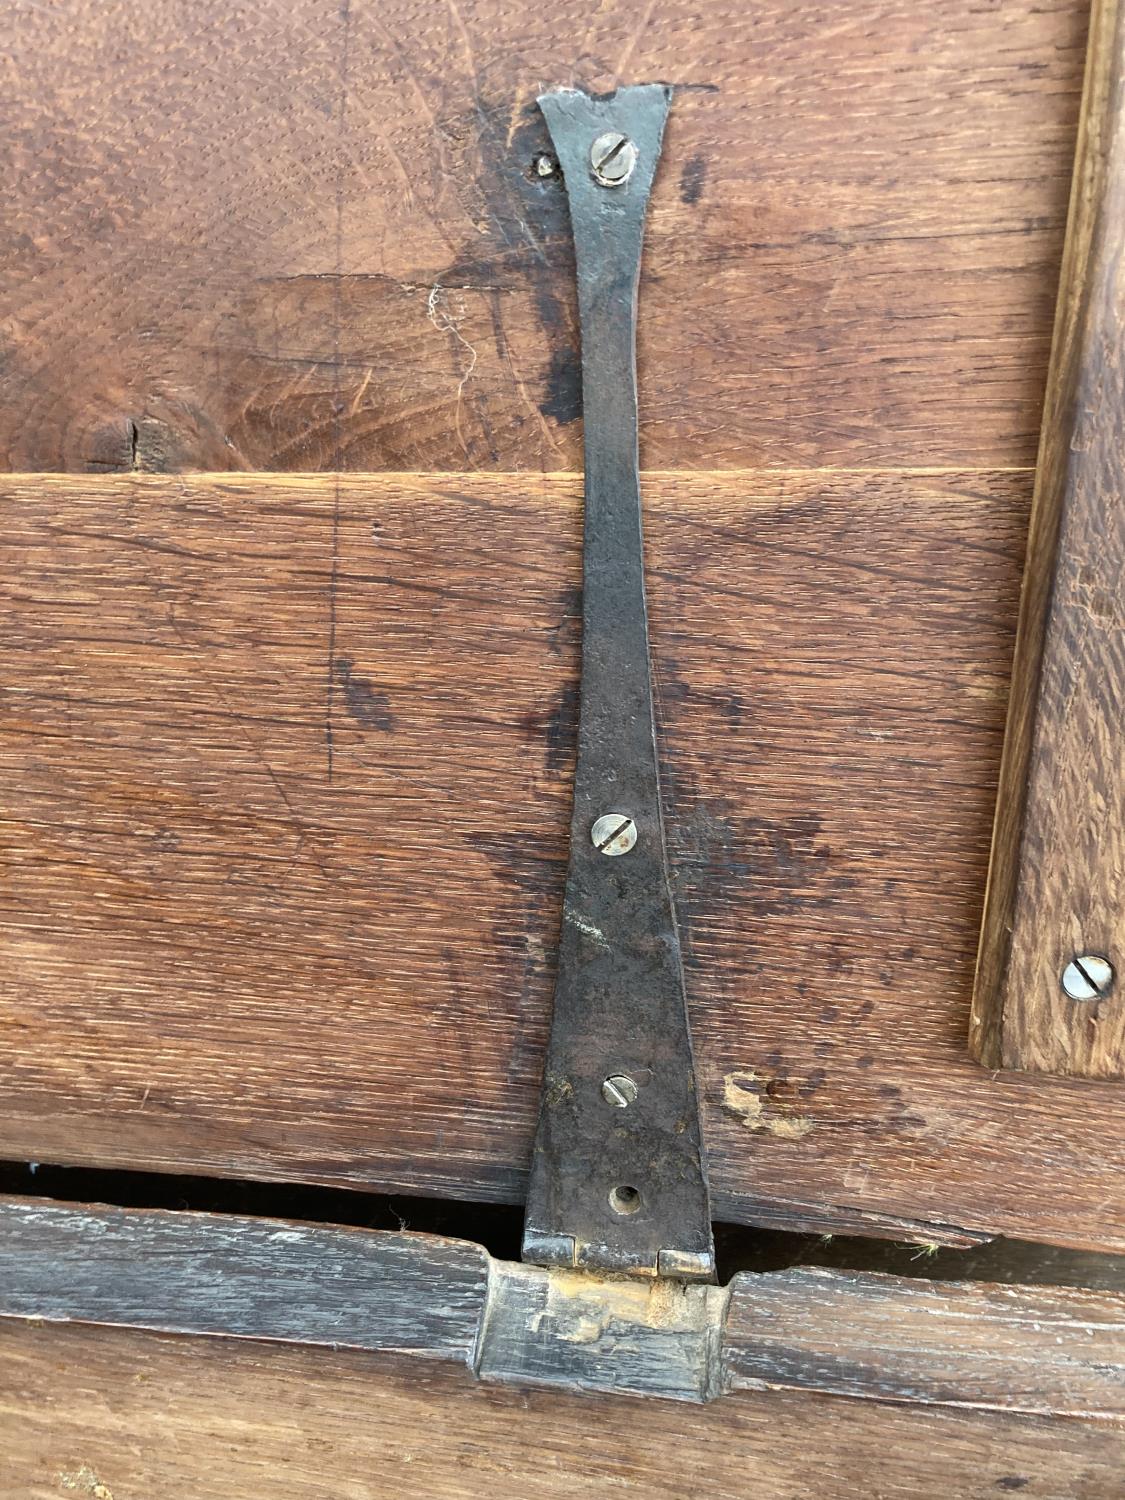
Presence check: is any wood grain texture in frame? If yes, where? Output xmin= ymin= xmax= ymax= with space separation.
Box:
xmin=724 ymin=1266 xmax=1125 ymax=1419
xmin=5 ymin=469 xmax=1125 ymax=1253
xmin=3 ymin=1198 xmax=1122 ymax=1417
xmin=971 ymin=0 xmax=1125 ymax=1077
xmin=0 ymin=0 xmax=1087 ymax=473
xmin=4 ymin=471 xmax=1122 ymax=1254
xmin=0 ymin=1199 xmax=487 ymax=1365
xmin=3 ymin=1320 xmax=1124 ymax=1500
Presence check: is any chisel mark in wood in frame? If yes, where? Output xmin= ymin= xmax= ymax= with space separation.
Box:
xmin=722 ymin=1071 xmax=814 ymax=1139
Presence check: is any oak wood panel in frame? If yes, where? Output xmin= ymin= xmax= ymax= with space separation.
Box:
xmin=0 ymin=0 xmax=1088 ymax=473
xmin=971 ymin=0 xmax=1125 ymax=1077
xmin=4 ymin=470 xmax=1125 ymax=1252
xmin=3 ymin=1320 xmax=1123 ymax=1500
xmin=4 ymin=1198 xmax=1123 ymax=1417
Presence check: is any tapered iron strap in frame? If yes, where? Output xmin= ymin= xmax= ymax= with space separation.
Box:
xmin=521 ymin=85 xmax=714 ymax=1281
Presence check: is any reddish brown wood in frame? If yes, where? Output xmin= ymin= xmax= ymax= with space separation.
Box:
xmin=2 ymin=1320 xmax=1123 ymax=1499
xmin=0 ymin=0 xmax=1087 ymax=473
xmin=4 ymin=469 xmax=1124 ymax=1252
xmin=972 ymin=0 xmax=1125 ymax=1077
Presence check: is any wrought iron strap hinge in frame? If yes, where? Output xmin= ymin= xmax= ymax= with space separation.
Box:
xmin=521 ymin=84 xmax=715 ymax=1282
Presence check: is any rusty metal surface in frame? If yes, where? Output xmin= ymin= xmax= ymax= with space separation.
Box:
xmin=520 ymin=85 xmax=714 ymax=1281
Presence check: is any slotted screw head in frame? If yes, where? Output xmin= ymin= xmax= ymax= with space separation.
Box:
xmin=590 ymin=131 xmax=637 ymax=186
xmin=591 ymin=813 xmax=637 ymax=856
xmin=1061 ymin=955 xmax=1115 ymax=1001
xmin=602 ymin=1074 xmax=638 ymax=1108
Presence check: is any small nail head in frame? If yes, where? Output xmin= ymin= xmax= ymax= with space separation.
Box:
xmin=601 ymin=1074 xmax=639 ymax=1108
xmin=1061 ymin=955 xmax=1115 ymax=1001
xmin=591 ymin=813 xmax=637 ymax=856
xmin=590 ymin=131 xmax=637 ymax=186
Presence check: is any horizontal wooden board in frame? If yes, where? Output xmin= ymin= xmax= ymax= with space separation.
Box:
xmin=0 ymin=0 xmax=1087 ymax=473
xmin=724 ymin=1265 xmax=1125 ymax=1417
xmin=4 ymin=1198 xmax=1122 ymax=1417
xmin=3 ymin=470 xmax=1125 ymax=1252
xmin=3 ymin=1319 xmax=1123 ymax=1499
xmin=0 ymin=1200 xmax=488 ymax=1370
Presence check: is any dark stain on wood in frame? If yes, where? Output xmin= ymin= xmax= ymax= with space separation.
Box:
xmin=539 ymin=345 xmax=582 ymax=425
xmin=6 ymin=470 xmax=1125 ymax=1252
xmin=333 ymin=656 xmax=394 ymax=732
xmin=679 ymin=154 xmax=707 ymax=204
xmin=524 ymin=677 xmax=579 ymax=779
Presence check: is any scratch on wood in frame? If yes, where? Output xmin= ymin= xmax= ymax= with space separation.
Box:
xmin=427 ymin=282 xmax=480 ymax=457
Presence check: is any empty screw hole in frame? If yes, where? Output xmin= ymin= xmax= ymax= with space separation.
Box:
xmin=609 ymin=1184 xmax=641 ymax=1216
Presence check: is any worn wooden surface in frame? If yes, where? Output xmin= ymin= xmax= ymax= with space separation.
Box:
xmin=0 ymin=0 xmax=1087 ymax=474
xmin=0 ymin=1200 xmax=488 ymax=1366
xmin=2 ymin=1319 xmax=1123 ymax=1500
xmin=4 ymin=469 xmax=1125 ymax=1251
xmin=3 ymin=1198 xmax=1123 ymax=1416
xmin=724 ymin=1265 xmax=1125 ymax=1417
xmin=971 ymin=0 xmax=1125 ymax=1077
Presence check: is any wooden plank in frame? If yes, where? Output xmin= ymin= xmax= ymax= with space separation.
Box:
xmin=2 ymin=1198 xmax=1122 ymax=1417
xmin=2 ymin=1319 xmax=1123 ymax=1499
xmin=971 ymin=0 xmax=1125 ymax=1077
xmin=0 ymin=1199 xmax=487 ymax=1365
xmin=724 ymin=1266 xmax=1125 ymax=1418
xmin=5 ymin=469 xmax=1125 ymax=1253
xmin=0 ymin=0 xmax=1086 ymax=473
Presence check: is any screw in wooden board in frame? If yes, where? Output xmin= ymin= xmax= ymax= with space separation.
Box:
xmin=590 ymin=131 xmax=637 ymax=186
xmin=590 ymin=813 xmax=637 ymax=856
xmin=601 ymin=1074 xmax=638 ymax=1108
xmin=1061 ymin=955 xmax=1115 ymax=1001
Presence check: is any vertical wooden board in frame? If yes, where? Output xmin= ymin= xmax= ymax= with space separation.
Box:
xmin=0 ymin=0 xmax=1087 ymax=471
xmin=972 ymin=0 xmax=1125 ymax=1076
